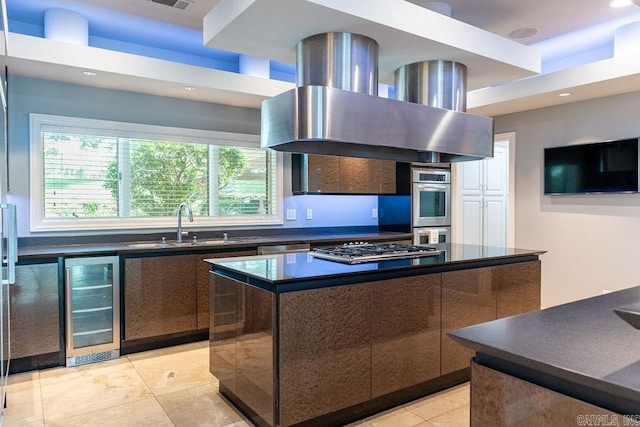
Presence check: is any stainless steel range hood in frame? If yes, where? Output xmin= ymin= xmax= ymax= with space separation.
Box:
xmin=261 ymin=32 xmax=494 ymax=163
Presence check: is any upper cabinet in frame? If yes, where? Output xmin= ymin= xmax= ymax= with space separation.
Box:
xmin=291 ymin=154 xmax=410 ymax=195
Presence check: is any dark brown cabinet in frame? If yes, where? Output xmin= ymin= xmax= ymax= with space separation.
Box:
xmin=441 ymin=261 xmax=541 ymax=374
xmin=278 ymin=283 xmax=371 ymax=426
xmin=371 ymin=274 xmax=442 ymax=397
xmin=211 ymin=258 xmax=542 ymax=426
xmin=124 ymin=250 xmax=259 ymax=340
xmin=496 ymin=260 xmax=541 ymax=319
xmin=292 ymin=154 xmax=409 ymax=194
xmin=124 ymin=254 xmax=197 ymax=340
xmin=12 ymin=262 xmax=61 ymax=364
xmin=196 ymin=250 xmax=256 ymax=330
xmin=210 ymin=275 xmax=275 ymax=425
xmin=441 ymin=267 xmax=497 ymax=375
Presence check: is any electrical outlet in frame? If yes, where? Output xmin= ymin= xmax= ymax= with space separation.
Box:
xmin=306 ymin=209 xmax=313 ymax=220
xmin=286 ymin=209 xmax=296 ymax=220
xmin=372 ymin=208 xmax=378 ymax=219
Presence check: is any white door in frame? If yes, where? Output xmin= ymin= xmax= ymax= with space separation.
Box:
xmin=455 ymin=137 xmax=511 ymax=247
xmin=460 ymin=160 xmax=483 ymax=245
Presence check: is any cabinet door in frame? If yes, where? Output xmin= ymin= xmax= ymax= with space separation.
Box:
xmin=455 ymin=140 xmax=509 ymax=247
xmin=306 ymin=155 xmax=340 ymax=193
xmin=124 ymin=255 xmax=197 ymax=340
xmin=12 ymin=263 xmax=60 ymax=359
xmin=496 ymin=261 xmax=541 ymax=319
xmin=210 ymin=274 xmax=275 ymax=426
xmin=305 ymin=154 xmax=397 ymax=194
xmin=441 ymin=268 xmax=496 ymax=375
xmin=371 ymin=274 xmax=441 ymax=397
xmin=339 ymin=157 xmax=370 ymax=193
xmin=196 ymin=250 xmax=256 ymax=330
xmin=340 ymin=157 xmax=397 ymax=194
xmin=279 ymin=284 xmax=371 ymax=426
xmin=370 ymin=159 xmax=397 ymax=194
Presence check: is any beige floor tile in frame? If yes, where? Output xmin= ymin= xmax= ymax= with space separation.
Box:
xmin=441 ymin=384 xmax=470 ymax=407
xmin=420 ymin=405 xmax=470 ymax=427
xmin=404 ymin=399 xmax=458 ymax=421
xmin=130 ymin=346 xmax=218 ymax=396
xmin=45 ymin=397 xmax=174 ymax=427
xmin=156 ymin=383 xmax=245 ymax=427
xmin=404 ymin=384 xmax=469 ymax=421
xmin=348 ymin=407 xmax=426 ymax=427
xmin=4 ymin=371 xmax=44 ymax=427
xmin=2 ymin=342 xmax=472 ymax=427
xmin=39 ymin=356 xmax=133 ymax=380
xmin=220 ymin=421 xmax=252 ymax=427
xmin=39 ymin=358 xmax=153 ymax=422
xmin=7 ymin=371 xmax=40 ymax=390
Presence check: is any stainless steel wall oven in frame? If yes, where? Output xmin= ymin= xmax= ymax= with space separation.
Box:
xmin=412 ymin=168 xmax=451 ymax=228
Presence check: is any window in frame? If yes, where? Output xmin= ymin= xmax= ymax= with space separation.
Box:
xmin=30 ymin=114 xmax=282 ymax=231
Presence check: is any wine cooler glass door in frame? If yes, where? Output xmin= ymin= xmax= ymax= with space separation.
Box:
xmin=65 ymin=256 xmax=120 ymax=363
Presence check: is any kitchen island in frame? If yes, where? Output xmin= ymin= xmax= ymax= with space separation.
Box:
xmin=448 ymin=286 xmax=640 ymax=425
xmin=205 ymin=243 xmax=544 ymax=427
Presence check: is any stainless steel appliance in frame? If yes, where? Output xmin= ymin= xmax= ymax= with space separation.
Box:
xmin=257 ymin=243 xmax=310 ymax=254
xmin=0 ymin=203 xmax=16 ymax=418
xmin=412 ymin=168 xmax=451 ymax=228
xmin=65 ymin=256 xmax=120 ymax=367
xmin=261 ymin=32 xmax=494 ymax=163
xmin=414 ymin=226 xmax=451 ymax=245
xmin=310 ymin=243 xmax=440 ymax=264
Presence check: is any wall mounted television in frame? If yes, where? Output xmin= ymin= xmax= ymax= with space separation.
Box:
xmin=544 ymin=138 xmax=640 ymax=195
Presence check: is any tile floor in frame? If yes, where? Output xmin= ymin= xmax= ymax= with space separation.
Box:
xmin=4 ymin=342 xmax=470 ymax=426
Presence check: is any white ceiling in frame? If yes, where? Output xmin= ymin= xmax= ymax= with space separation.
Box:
xmin=72 ymin=0 xmax=639 ymax=45
xmin=5 ymin=0 xmax=640 ymax=115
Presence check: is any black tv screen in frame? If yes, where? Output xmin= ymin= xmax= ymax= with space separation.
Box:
xmin=544 ymin=139 xmax=639 ymax=195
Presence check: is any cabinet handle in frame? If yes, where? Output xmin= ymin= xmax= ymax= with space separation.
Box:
xmin=65 ymin=267 xmax=73 ymax=353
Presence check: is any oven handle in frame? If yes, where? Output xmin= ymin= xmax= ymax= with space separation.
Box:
xmin=415 ymin=184 xmax=449 ymax=191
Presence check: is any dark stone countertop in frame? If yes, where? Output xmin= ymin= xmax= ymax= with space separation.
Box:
xmin=448 ymin=286 xmax=640 ymax=414
xmin=205 ymin=243 xmax=545 ymax=292
xmin=17 ymin=231 xmax=412 ymax=259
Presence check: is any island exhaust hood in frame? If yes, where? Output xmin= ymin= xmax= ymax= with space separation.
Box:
xmin=261 ymin=32 xmax=494 ymax=163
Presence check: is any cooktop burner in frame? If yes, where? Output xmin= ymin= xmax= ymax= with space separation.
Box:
xmin=310 ymin=243 xmax=441 ymax=264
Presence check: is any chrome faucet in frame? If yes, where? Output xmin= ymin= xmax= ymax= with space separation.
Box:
xmin=177 ymin=202 xmax=193 ymax=243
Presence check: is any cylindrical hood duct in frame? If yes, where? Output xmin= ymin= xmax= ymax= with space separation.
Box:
xmin=296 ymin=32 xmax=378 ymax=96
xmin=262 ymin=35 xmax=493 ymax=163
xmin=394 ymin=60 xmax=467 ymax=111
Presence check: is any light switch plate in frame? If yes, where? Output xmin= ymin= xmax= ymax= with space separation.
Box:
xmin=286 ymin=209 xmax=296 ymax=220
xmin=372 ymin=208 xmax=378 ymax=219
xmin=306 ymin=209 xmax=313 ymax=220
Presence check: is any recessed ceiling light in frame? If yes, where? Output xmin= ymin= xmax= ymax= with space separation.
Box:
xmin=610 ymin=0 xmax=633 ymax=7
xmin=558 ymin=92 xmax=572 ymax=97
xmin=508 ymin=28 xmax=538 ymax=39
xmin=184 ymin=86 xmax=196 ymax=91
xmin=82 ymin=71 xmax=96 ymax=76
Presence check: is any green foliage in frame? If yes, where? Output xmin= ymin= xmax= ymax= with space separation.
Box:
xmin=218 ymin=146 xmax=246 ymax=191
xmin=82 ymin=202 xmax=99 ymax=216
xmin=104 ymin=142 xmax=247 ymax=217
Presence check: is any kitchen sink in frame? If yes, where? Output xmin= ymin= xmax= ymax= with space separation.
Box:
xmin=192 ymin=239 xmax=237 ymax=246
xmin=125 ymin=242 xmax=173 ymax=249
xmin=125 ymin=239 xmax=236 ymax=249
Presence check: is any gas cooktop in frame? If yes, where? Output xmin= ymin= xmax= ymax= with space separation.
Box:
xmin=310 ymin=242 xmax=441 ymax=264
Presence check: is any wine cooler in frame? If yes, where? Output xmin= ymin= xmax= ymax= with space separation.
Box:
xmin=65 ymin=256 xmax=120 ymax=367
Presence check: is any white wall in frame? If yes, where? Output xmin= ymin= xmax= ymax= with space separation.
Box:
xmin=8 ymin=75 xmax=381 ymax=237
xmin=495 ymin=91 xmax=640 ymax=308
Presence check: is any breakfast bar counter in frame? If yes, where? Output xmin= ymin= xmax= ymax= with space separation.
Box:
xmin=205 ymin=243 xmax=545 ymax=427
xmin=448 ymin=286 xmax=640 ymax=424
